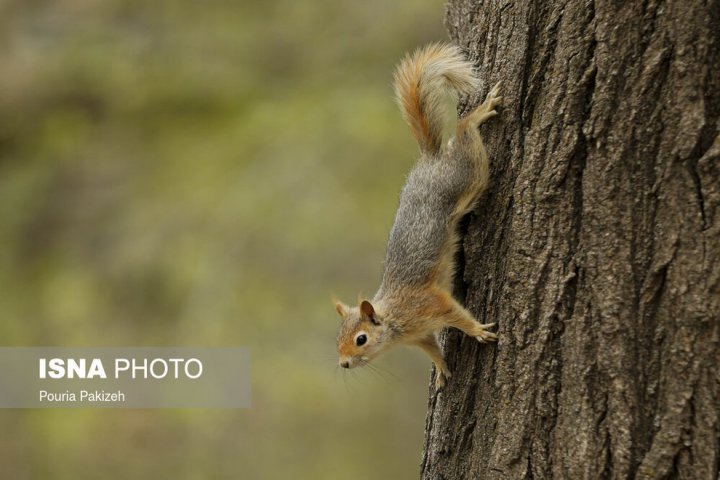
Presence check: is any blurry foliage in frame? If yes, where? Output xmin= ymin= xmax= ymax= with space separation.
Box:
xmin=0 ymin=0 xmax=449 ymax=478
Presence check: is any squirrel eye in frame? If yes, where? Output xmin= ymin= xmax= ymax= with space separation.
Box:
xmin=355 ymin=334 xmax=367 ymax=346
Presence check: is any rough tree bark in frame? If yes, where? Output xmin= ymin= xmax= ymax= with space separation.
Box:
xmin=421 ymin=1 xmax=720 ymax=479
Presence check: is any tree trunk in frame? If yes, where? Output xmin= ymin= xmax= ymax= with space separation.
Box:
xmin=421 ymin=1 xmax=720 ymax=479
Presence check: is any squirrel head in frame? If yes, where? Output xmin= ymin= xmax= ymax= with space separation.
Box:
xmin=333 ymin=298 xmax=389 ymax=369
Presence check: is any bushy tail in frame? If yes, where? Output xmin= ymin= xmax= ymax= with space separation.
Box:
xmin=393 ymin=43 xmax=479 ymax=155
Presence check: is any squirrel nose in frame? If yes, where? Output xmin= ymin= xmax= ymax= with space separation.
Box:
xmin=340 ymin=361 xmax=350 ymax=369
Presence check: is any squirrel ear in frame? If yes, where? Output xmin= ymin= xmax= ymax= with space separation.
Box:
xmin=360 ymin=300 xmax=380 ymax=325
xmin=333 ymin=298 xmax=350 ymax=319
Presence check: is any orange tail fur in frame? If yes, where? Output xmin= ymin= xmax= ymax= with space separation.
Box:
xmin=393 ymin=43 xmax=479 ymax=154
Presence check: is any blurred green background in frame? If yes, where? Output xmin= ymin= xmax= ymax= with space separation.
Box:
xmin=0 ymin=0 xmax=448 ymax=478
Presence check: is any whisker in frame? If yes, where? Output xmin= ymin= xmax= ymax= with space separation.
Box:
xmin=357 ymin=359 xmax=399 ymax=382
xmin=361 ymin=363 xmax=383 ymax=380
xmin=342 ymin=369 xmax=359 ymax=394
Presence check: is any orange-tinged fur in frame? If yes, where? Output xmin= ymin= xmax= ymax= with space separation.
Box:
xmin=395 ymin=57 xmax=432 ymax=151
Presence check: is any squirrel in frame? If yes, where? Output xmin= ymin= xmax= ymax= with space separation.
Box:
xmin=334 ymin=43 xmax=502 ymax=390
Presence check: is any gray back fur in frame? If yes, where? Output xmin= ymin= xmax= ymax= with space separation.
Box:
xmin=376 ymin=145 xmax=474 ymax=296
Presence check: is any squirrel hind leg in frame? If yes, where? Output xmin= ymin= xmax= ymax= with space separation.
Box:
xmin=450 ymin=82 xmax=503 ymax=211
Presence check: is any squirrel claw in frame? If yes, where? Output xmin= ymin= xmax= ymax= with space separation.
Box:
xmin=477 ymin=331 xmax=498 ymax=342
xmin=434 ymin=369 xmax=452 ymax=391
xmin=487 ymin=81 xmax=502 ymax=99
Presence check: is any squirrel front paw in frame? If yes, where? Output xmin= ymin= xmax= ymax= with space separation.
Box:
xmin=474 ymin=322 xmax=498 ymax=343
